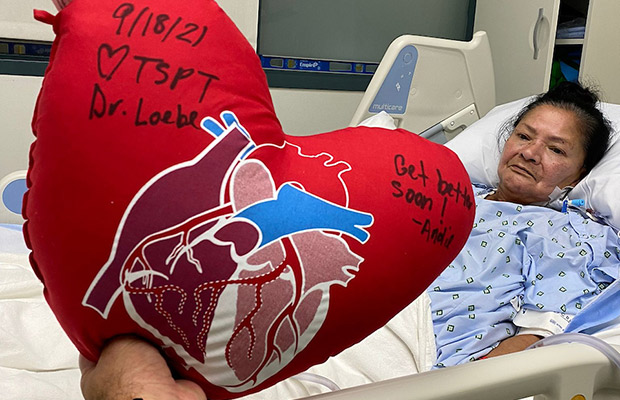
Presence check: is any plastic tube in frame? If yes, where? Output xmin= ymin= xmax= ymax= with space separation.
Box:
xmin=561 ymin=198 xmax=585 ymax=213
xmin=291 ymin=372 xmax=341 ymax=392
xmin=527 ymin=332 xmax=620 ymax=368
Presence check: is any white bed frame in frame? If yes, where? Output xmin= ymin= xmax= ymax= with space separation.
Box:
xmin=307 ymin=341 xmax=620 ymax=400
xmin=350 ymin=31 xmax=495 ymax=144
xmin=2 ymin=18 xmax=620 ymax=400
xmin=0 ymin=75 xmax=40 ymax=224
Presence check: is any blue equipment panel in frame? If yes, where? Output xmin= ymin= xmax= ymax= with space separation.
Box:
xmin=368 ymin=45 xmax=418 ymax=115
xmin=260 ymin=55 xmax=378 ymax=75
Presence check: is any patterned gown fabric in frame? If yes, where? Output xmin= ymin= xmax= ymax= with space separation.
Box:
xmin=428 ymin=185 xmax=620 ymax=367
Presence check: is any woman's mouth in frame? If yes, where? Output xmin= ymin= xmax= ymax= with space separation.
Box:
xmin=510 ymin=164 xmax=536 ymax=180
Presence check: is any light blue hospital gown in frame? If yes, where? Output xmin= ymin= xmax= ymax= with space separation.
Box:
xmin=427 ymin=185 xmax=620 ymax=368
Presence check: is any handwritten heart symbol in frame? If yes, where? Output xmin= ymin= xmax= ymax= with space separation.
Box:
xmin=97 ymin=44 xmax=129 ymax=81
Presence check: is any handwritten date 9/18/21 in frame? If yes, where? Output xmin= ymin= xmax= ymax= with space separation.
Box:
xmin=112 ymin=2 xmax=208 ymax=47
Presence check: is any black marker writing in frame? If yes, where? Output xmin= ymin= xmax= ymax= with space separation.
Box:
xmin=436 ymin=169 xmax=474 ymax=210
xmin=132 ymin=54 xmax=219 ymax=103
xmin=391 ymin=180 xmax=433 ymax=211
xmin=411 ymin=217 xmax=454 ymax=249
xmin=394 ymin=154 xmax=429 ymax=187
xmin=113 ymin=2 xmax=208 ymax=47
xmin=98 ymin=44 xmax=130 ymax=81
xmin=87 ymin=3 xmax=220 ymax=131
xmin=88 ymin=84 xmax=201 ymax=130
xmin=89 ymin=84 xmax=125 ymax=119
xmin=134 ymin=98 xmax=200 ymax=129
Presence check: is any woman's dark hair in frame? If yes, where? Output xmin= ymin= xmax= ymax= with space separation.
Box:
xmin=499 ymin=81 xmax=612 ymax=174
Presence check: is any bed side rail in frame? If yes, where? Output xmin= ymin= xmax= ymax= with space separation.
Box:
xmin=306 ymin=342 xmax=620 ymax=400
xmin=350 ymin=31 xmax=495 ymax=144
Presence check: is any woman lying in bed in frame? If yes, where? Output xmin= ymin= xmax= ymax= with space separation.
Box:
xmin=80 ymin=81 xmax=619 ymax=399
xmin=429 ymin=81 xmax=616 ymax=366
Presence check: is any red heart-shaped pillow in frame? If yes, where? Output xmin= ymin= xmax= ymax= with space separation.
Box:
xmin=25 ymin=0 xmax=475 ymax=398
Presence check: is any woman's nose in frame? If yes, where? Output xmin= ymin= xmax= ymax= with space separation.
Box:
xmin=520 ymin=142 xmax=542 ymax=163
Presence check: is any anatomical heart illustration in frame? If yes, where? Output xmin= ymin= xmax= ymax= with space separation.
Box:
xmin=83 ymin=117 xmax=373 ymax=390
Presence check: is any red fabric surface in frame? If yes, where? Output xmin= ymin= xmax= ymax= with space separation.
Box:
xmin=24 ymin=0 xmax=475 ymax=398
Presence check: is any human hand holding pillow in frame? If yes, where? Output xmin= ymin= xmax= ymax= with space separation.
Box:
xmin=26 ymin=0 xmax=475 ymax=398
xmin=79 ymin=336 xmax=207 ymax=400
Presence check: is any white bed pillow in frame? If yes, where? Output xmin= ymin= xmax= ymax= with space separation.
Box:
xmin=446 ymin=98 xmax=620 ymax=229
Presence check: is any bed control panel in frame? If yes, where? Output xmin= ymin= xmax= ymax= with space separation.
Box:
xmin=368 ymin=45 xmax=418 ymax=115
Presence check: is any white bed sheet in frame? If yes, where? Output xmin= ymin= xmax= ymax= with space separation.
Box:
xmin=0 ymin=226 xmax=83 ymax=400
xmin=0 ymin=224 xmax=437 ymax=400
xmin=3 ymin=219 xmax=620 ymax=400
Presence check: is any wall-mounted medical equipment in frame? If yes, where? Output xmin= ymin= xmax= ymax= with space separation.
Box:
xmin=257 ymin=0 xmax=476 ymax=90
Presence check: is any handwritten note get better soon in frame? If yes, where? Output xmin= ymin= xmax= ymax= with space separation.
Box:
xmin=391 ymin=153 xmax=473 ymax=250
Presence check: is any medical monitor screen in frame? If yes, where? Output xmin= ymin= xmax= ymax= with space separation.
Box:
xmin=258 ymin=0 xmax=475 ymax=65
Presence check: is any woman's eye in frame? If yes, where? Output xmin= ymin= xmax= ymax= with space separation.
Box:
xmin=516 ymin=133 xmax=529 ymax=140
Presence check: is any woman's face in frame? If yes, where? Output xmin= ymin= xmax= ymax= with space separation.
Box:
xmin=495 ymin=105 xmax=587 ymax=205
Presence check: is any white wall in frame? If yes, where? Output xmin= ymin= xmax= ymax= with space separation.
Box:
xmin=0 ymin=0 xmax=56 ymax=41
xmin=218 ymin=1 xmax=365 ymax=136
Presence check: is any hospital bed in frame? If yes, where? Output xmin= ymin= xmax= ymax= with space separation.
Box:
xmin=2 ymin=24 xmax=620 ymax=400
